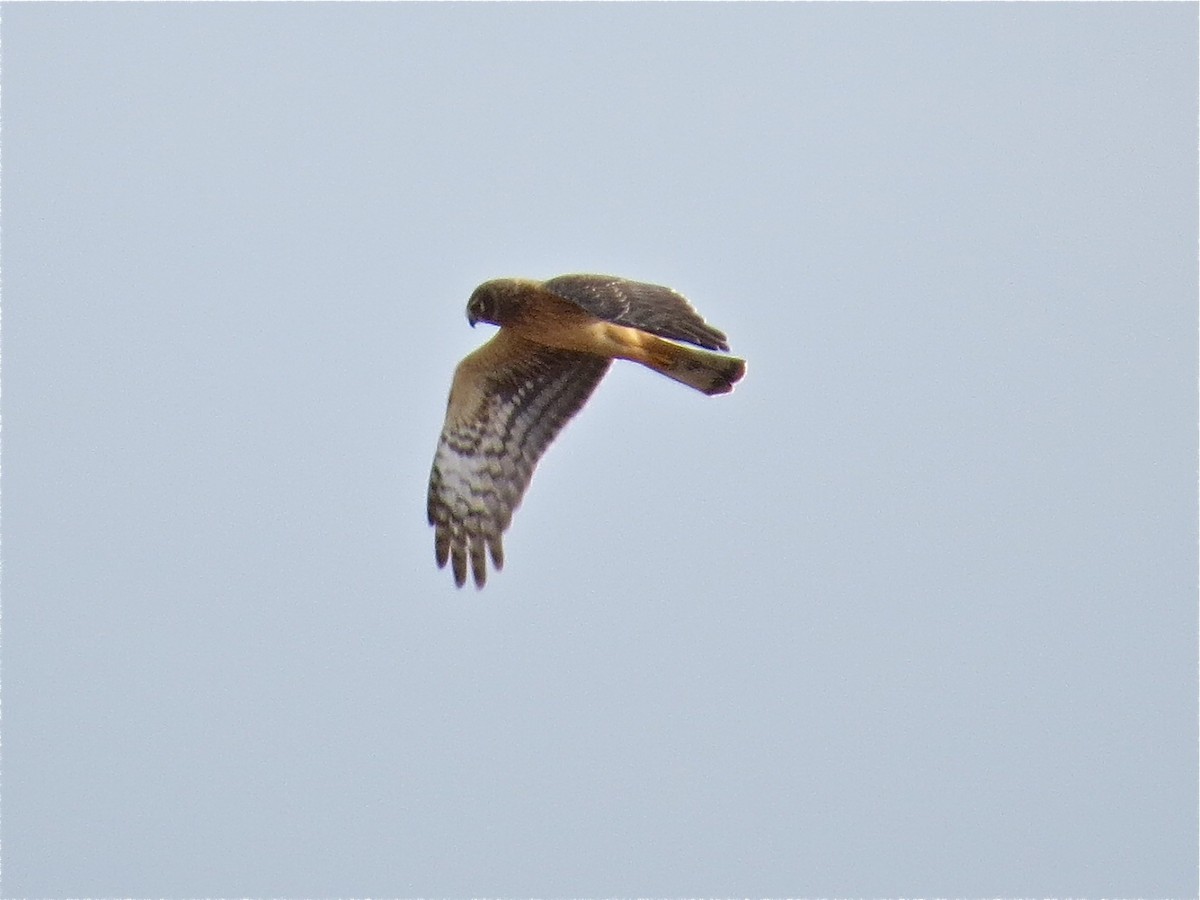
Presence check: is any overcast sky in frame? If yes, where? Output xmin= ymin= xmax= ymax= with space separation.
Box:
xmin=4 ymin=3 xmax=1197 ymax=896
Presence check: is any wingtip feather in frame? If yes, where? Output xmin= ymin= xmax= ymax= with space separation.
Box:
xmin=470 ymin=539 xmax=487 ymax=589
xmin=487 ymin=533 xmax=505 ymax=571
xmin=450 ymin=545 xmax=467 ymax=587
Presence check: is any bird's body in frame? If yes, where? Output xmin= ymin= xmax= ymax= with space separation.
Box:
xmin=427 ymin=273 xmax=746 ymax=588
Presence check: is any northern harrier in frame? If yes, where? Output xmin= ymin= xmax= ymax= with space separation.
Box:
xmin=427 ymin=274 xmax=746 ymax=588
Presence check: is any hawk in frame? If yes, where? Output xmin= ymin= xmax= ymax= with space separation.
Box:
xmin=427 ymin=274 xmax=746 ymax=588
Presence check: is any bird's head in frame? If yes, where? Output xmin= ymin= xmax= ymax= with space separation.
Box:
xmin=466 ymin=278 xmax=538 ymax=328
xmin=466 ymin=281 xmax=501 ymax=328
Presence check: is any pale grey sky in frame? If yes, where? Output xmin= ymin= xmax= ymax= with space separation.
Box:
xmin=4 ymin=3 xmax=1197 ymax=896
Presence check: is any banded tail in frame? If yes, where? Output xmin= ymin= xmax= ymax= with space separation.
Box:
xmin=644 ymin=337 xmax=746 ymax=396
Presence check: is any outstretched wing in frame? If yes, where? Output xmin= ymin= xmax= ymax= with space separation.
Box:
xmin=427 ymin=330 xmax=611 ymax=588
xmin=542 ymin=274 xmax=731 ymax=351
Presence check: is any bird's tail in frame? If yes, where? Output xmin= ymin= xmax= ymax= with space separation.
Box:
xmin=643 ymin=337 xmax=747 ymax=396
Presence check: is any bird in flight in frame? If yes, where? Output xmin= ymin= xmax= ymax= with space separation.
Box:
xmin=427 ymin=273 xmax=746 ymax=588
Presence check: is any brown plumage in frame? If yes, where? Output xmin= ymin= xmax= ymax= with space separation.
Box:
xmin=427 ymin=274 xmax=746 ymax=588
